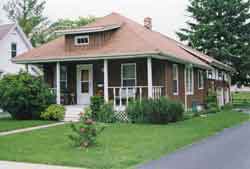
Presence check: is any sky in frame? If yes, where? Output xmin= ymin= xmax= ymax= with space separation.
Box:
xmin=0 ymin=0 xmax=190 ymax=40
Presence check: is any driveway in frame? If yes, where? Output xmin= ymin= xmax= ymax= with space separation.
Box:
xmin=138 ymin=121 xmax=250 ymax=169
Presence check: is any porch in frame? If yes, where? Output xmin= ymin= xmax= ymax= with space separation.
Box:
xmin=43 ymin=57 xmax=166 ymax=109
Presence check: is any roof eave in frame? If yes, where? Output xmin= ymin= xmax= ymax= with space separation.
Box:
xmin=13 ymin=51 xmax=211 ymax=70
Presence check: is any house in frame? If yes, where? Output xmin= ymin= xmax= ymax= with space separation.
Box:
xmin=178 ymin=45 xmax=234 ymax=107
xmin=0 ymin=23 xmax=34 ymax=77
xmin=13 ymin=13 xmax=233 ymax=120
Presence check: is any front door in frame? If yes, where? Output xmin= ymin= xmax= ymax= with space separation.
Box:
xmin=77 ymin=64 xmax=93 ymax=105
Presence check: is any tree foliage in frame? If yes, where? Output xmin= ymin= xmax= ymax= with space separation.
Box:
xmin=177 ymin=0 xmax=250 ymax=85
xmin=3 ymin=0 xmax=48 ymax=46
xmin=43 ymin=16 xmax=96 ymax=43
xmin=3 ymin=0 xmax=96 ymax=46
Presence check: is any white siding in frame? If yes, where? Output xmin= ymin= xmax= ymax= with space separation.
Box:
xmin=0 ymin=27 xmax=31 ymax=74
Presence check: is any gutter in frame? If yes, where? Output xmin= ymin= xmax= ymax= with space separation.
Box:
xmin=12 ymin=51 xmax=211 ymax=70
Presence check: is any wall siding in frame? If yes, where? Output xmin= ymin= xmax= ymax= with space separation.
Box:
xmin=42 ymin=58 xmax=216 ymax=108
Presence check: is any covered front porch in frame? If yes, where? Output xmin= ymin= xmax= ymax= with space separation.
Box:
xmin=42 ymin=57 xmax=166 ymax=109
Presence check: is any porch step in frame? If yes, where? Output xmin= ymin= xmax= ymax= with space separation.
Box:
xmin=64 ymin=105 xmax=86 ymax=122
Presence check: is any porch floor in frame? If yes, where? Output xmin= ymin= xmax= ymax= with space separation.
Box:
xmin=64 ymin=105 xmax=87 ymax=122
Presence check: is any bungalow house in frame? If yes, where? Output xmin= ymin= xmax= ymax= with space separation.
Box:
xmin=12 ymin=13 xmax=233 ymax=120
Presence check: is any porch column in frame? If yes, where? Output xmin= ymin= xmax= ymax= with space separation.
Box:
xmin=104 ymin=59 xmax=109 ymax=102
xmin=56 ymin=62 xmax=61 ymax=105
xmin=147 ymin=57 xmax=153 ymax=98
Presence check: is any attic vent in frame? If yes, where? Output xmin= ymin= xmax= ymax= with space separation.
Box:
xmin=144 ymin=17 xmax=152 ymax=30
xmin=75 ymin=35 xmax=89 ymax=46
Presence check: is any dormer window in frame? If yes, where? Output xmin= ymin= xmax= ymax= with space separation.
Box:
xmin=74 ymin=35 xmax=89 ymax=46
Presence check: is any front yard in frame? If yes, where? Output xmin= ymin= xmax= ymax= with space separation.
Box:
xmin=0 ymin=110 xmax=248 ymax=169
xmin=0 ymin=118 xmax=54 ymax=132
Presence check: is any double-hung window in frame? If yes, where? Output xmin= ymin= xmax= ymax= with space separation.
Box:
xmin=185 ymin=67 xmax=194 ymax=95
xmin=207 ymin=70 xmax=213 ymax=79
xmin=172 ymin=64 xmax=179 ymax=95
xmin=198 ymin=70 xmax=204 ymax=89
xmin=60 ymin=65 xmax=67 ymax=91
xmin=11 ymin=43 xmax=17 ymax=58
xmin=218 ymin=71 xmax=223 ymax=80
xmin=121 ymin=63 xmax=136 ymax=87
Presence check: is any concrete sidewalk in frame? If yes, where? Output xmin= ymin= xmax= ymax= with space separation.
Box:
xmin=0 ymin=161 xmax=84 ymax=169
xmin=0 ymin=122 xmax=65 ymax=136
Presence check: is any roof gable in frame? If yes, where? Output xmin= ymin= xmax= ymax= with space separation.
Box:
xmin=0 ymin=23 xmax=33 ymax=49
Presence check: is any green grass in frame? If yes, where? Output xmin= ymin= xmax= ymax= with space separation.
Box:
xmin=0 ymin=118 xmax=55 ymax=132
xmin=0 ymin=110 xmax=248 ymax=169
xmin=232 ymin=92 xmax=250 ymax=108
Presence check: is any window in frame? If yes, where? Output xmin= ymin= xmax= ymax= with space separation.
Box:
xmin=172 ymin=64 xmax=179 ymax=95
xmin=74 ymin=35 xmax=89 ymax=46
xmin=198 ymin=70 xmax=204 ymax=89
xmin=207 ymin=70 xmax=213 ymax=79
xmin=11 ymin=43 xmax=17 ymax=58
xmin=218 ymin=71 xmax=223 ymax=80
xmin=121 ymin=63 xmax=136 ymax=87
xmin=60 ymin=66 xmax=67 ymax=91
xmin=81 ymin=69 xmax=89 ymax=93
xmin=185 ymin=67 xmax=194 ymax=95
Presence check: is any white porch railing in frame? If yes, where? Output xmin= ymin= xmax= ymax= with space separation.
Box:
xmin=108 ymin=86 xmax=164 ymax=108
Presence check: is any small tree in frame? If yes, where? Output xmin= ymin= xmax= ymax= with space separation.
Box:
xmin=0 ymin=72 xmax=55 ymax=120
xmin=69 ymin=108 xmax=105 ymax=148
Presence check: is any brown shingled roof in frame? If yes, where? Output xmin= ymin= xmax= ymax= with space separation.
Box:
xmin=13 ymin=13 xmax=210 ymax=68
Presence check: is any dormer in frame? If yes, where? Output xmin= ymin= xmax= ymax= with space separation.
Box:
xmin=56 ymin=24 xmax=121 ymax=51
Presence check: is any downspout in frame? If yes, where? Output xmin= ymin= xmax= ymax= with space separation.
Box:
xmin=184 ymin=66 xmax=188 ymax=111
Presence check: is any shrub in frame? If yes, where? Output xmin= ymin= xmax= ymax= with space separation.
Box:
xmin=69 ymin=107 xmax=105 ymax=148
xmin=41 ymin=104 xmax=65 ymax=121
xmin=0 ymin=72 xmax=55 ymax=120
xmin=90 ymin=96 xmax=116 ymax=123
xmin=222 ymin=103 xmax=233 ymax=110
xmin=126 ymin=97 xmax=184 ymax=124
xmin=97 ymin=103 xmax=116 ymax=123
xmin=90 ymin=96 xmax=104 ymax=120
xmin=205 ymin=89 xmax=219 ymax=114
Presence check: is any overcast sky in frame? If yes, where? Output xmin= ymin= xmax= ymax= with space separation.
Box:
xmin=0 ymin=0 xmax=190 ymax=40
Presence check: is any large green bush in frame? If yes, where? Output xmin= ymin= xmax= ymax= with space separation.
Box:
xmin=0 ymin=72 xmax=55 ymax=120
xmin=126 ymin=97 xmax=184 ymax=124
xmin=41 ymin=104 xmax=65 ymax=121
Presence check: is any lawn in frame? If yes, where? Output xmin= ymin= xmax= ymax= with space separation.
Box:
xmin=0 ymin=110 xmax=248 ymax=169
xmin=232 ymin=92 xmax=250 ymax=107
xmin=0 ymin=118 xmax=54 ymax=132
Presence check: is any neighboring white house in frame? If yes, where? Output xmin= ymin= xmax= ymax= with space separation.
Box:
xmin=0 ymin=23 xmax=33 ymax=77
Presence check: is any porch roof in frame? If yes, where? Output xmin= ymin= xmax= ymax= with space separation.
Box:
xmin=13 ymin=13 xmax=211 ymax=69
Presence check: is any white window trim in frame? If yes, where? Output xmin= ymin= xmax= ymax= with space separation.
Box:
xmin=186 ymin=67 xmax=194 ymax=95
xmin=198 ymin=70 xmax=204 ymax=90
xmin=121 ymin=63 xmax=137 ymax=87
xmin=173 ymin=64 xmax=179 ymax=95
xmin=74 ymin=35 xmax=89 ymax=46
